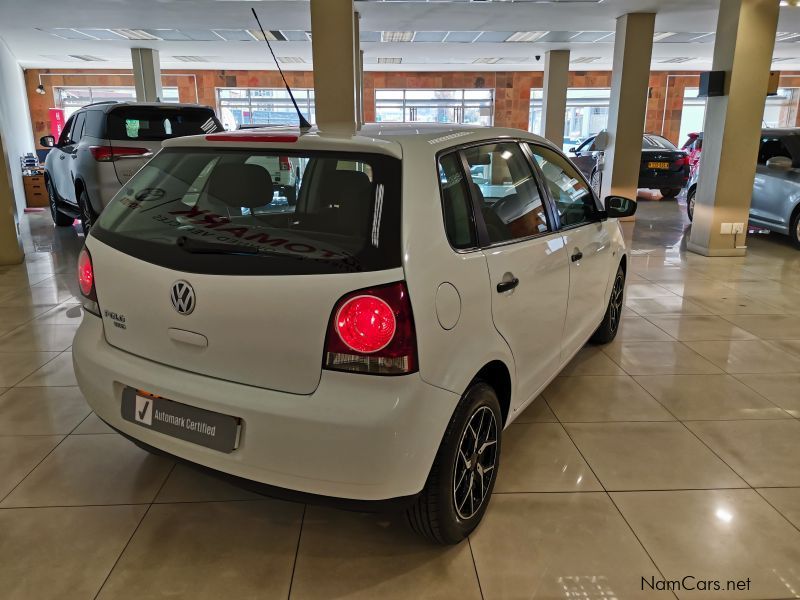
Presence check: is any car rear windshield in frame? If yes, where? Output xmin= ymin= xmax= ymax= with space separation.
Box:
xmin=642 ymin=135 xmax=678 ymax=150
xmin=106 ymin=107 xmax=221 ymax=141
xmin=91 ymin=148 xmax=402 ymax=275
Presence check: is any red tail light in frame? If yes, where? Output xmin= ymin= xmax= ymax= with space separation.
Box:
xmin=279 ymin=156 xmax=291 ymax=171
xmin=89 ymin=146 xmax=151 ymax=162
xmin=324 ymin=281 xmax=417 ymax=375
xmin=674 ymin=155 xmax=691 ymax=167
xmin=77 ymin=248 xmax=96 ymax=301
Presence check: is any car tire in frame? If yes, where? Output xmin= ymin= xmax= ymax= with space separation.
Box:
xmin=46 ymin=176 xmax=74 ymax=227
xmin=660 ymin=188 xmax=681 ymax=199
xmin=686 ymin=187 xmax=696 ymax=222
xmin=407 ymin=381 xmax=501 ymax=545
xmin=590 ymin=265 xmax=625 ymax=345
xmin=790 ymin=208 xmax=800 ymax=250
xmin=78 ymin=188 xmax=99 ymax=232
xmin=590 ymin=169 xmax=601 ymax=195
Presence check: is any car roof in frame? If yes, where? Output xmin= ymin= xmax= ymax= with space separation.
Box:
xmin=77 ymin=101 xmax=216 ymax=114
xmin=163 ymin=122 xmax=557 ymax=159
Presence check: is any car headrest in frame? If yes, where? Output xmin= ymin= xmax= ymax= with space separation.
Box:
xmin=327 ymin=170 xmax=373 ymax=204
xmin=207 ymin=163 xmax=273 ymax=208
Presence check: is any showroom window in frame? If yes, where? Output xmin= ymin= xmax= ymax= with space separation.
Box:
xmin=375 ymin=89 xmax=493 ymax=125
xmin=529 ymin=88 xmax=611 ymax=152
xmin=216 ymin=88 xmax=315 ymax=128
xmin=55 ymin=86 xmax=179 ymax=119
xmin=678 ymin=86 xmax=800 ymax=145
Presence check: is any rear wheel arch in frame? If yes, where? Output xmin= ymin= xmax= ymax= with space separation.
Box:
xmin=472 ymin=360 xmax=511 ymax=426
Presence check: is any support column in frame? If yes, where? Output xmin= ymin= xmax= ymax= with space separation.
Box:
xmin=310 ymin=0 xmax=358 ymax=134
xmin=688 ymin=0 xmax=780 ymax=257
xmin=354 ymin=12 xmax=364 ymax=127
xmin=540 ymin=50 xmax=569 ymax=145
xmin=599 ymin=13 xmax=655 ymax=203
xmin=131 ymin=48 xmax=163 ymax=102
xmin=0 ymin=134 xmax=23 ymax=265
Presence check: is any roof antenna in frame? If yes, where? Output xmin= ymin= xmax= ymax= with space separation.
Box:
xmin=251 ymin=7 xmax=312 ymax=130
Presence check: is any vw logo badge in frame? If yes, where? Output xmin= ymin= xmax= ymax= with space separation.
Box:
xmin=170 ymin=280 xmax=195 ymax=315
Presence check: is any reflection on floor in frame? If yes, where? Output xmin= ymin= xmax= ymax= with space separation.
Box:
xmin=2 ymin=198 xmax=800 ymax=600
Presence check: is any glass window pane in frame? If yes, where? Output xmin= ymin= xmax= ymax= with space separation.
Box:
xmin=527 ymin=144 xmax=598 ymax=228
xmin=464 ymin=143 xmax=549 ymax=243
xmin=438 ymin=153 xmax=475 ymax=249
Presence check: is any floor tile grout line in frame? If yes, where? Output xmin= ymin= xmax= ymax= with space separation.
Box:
xmin=604 ymin=491 xmax=680 ymax=600
xmin=725 ymin=372 xmax=799 ymax=418
xmin=0 ymin=395 xmax=100 ymax=505
xmin=540 ymin=397 xmax=677 ymax=597
xmin=2 ymin=348 xmax=70 ymax=389
xmin=466 ymin=535 xmax=485 ymax=600
xmin=92 ymin=461 xmax=177 ymax=600
xmin=286 ymin=503 xmax=307 ymax=600
xmin=752 ymin=488 xmax=800 ymax=537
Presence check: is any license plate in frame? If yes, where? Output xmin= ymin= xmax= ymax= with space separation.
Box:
xmin=121 ymin=388 xmax=241 ymax=453
xmin=648 ymin=161 xmax=669 ymax=170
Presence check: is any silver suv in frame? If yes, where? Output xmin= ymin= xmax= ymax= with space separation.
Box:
xmin=41 ymin=102 xmax=222 ymax=230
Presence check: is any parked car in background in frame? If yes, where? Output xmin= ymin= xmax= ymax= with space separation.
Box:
xmin=681 ymin=131 xmax=703 ymax=178
xmin=41 ymin=102 xmax=222 ymax=230
xmin=73 ymin=124 xmax=635 ymax=544
xmin=687 ymin=128 xmax=800 ymax=248
xmin=570 ymin=133 xmax=690 ymax=198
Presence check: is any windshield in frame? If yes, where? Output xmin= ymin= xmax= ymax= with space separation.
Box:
xmin=106 ymin=107 xmax=221 ymax=141
xmin=91 ymin=148 xmax=402 ymax=275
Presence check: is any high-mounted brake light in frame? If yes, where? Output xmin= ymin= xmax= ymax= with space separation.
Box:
xmin=89 ymin=146 xmax=151 ymax=162
xmin=204 ymin=132 xmax=299 ymax=143
xmin=77 ymin=247 xmax=100 ymax=316
xmin=323 ymin=282 xmax=417 ymax=375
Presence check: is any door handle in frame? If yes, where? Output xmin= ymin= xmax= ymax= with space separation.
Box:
xmin=571 ymin=250 xmax=584 ymax=262
xmin=496 ymin=277 xmax=519 ymax=293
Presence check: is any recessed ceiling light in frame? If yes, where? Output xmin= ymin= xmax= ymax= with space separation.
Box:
xmin=377 ymin=57 xmax=402 ymax=64
xmin=652 ymin=32 xmax=676 ymax=42
xmin=505 ymin=31 xmax=549 ymax=43
xmin=277 ymin=56 xmax=305 ymax=63
xmin=382 ymin=31 xmax=414 ymax=42
xmin=110 ymin=29 xmax=161 ymax=40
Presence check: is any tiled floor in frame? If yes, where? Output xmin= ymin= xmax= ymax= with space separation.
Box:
xmin=2 ymin=200 xmax=800 ymax=600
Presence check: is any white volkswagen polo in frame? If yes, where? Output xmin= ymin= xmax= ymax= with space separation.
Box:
xmin=73 ymin=124 xmax=634 ymax=544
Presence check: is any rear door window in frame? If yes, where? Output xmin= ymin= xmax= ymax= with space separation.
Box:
xmin=92 ymin=148 xmax=402 ymax=275
xmin=463 ymin=142 xmax=550 ymax=244
xmin=438 ymin=152 xmax=476 ymax=249
xmin=107 ymin=107 xmax=221 ymax=141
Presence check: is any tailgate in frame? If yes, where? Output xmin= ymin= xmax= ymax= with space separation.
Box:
xmin=88 ymin=238 xmax=401 ymax=394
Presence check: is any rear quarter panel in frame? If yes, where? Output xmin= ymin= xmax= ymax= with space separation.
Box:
xmin=399 ymin=138 xmax=517 ymax=405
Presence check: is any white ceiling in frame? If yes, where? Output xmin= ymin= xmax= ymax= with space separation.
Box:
xmin=1 ymin=0 xmax=800 ymax=71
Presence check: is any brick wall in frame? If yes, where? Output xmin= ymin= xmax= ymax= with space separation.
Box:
xmin=24 ymin=67 xmax=800 ymax=150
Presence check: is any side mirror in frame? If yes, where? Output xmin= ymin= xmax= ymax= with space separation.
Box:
xmin=766 ymin=156 xmax=792 ymax=170
xmin=40 ymin=135 xmax=55 ymax=148
xmin=569 ymin=147 xmax=578 ymax=154
xmin=604 ymin=195 xmax=637 ymax=219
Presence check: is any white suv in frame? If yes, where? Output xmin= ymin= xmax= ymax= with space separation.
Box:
xmin=73 ymin=124 xmax=634 ymax=544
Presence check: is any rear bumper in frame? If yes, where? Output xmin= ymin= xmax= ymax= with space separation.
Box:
xmin=73 ymin=314 xmax=460 ymax=502
xmin=637 ymin=174 xmax=688 ymax=189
